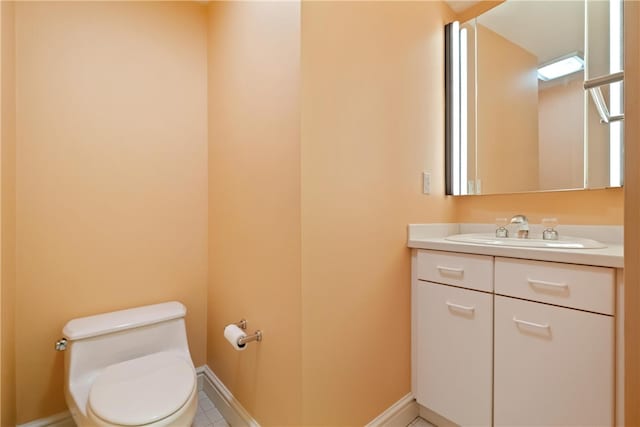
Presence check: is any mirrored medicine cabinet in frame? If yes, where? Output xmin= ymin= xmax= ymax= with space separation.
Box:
xmin=445 ymin=0 xmax=625 ymax=196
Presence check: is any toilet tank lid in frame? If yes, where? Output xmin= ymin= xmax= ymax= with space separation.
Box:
xmin=63 ymin=301 xmax=186 ymax=341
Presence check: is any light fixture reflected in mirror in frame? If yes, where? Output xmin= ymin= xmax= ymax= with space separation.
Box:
xmin=537 ymin=53 xmax=584 ymax=81
xmin=445 ymin=21 xmax=467 ymax=196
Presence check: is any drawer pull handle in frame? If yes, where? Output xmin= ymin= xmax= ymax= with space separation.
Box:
xmin=446 ymin=301 xmax=475 ymax=312
xmin=513 ymin=317 xmax=550 ymax=330
xmin=527 ymin=278 xmax=568 ymax=290
xmin=437 ymin=266 xmax=464 ymax=275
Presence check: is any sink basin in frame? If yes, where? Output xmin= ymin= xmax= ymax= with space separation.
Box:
xmin=445 ymin=233 xmax=607 ymax=249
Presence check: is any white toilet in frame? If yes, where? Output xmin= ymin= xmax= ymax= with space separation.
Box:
xmin=61 ymin=301 xmax=198 ymax=427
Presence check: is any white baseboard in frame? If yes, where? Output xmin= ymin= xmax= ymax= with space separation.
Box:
xmin=365 ymin=393 xmax=418 ymax=427
xmin=17 ymin=411 xmax=74 ymax=427
xmin=419 ymin=405 xmax=457 ymax=427
xmin=200 ymin=365 xmax=260 ymax=427
xmin=196 ymin=365 xmax=206 ymax=391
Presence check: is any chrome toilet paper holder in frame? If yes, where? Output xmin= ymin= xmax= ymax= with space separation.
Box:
xmin=239 ymin=330 xmax=263 ymax=346
xmin=233 ymin=319 xmax=263 ymax=346
xmin=235 ymin=319 xmax=247 ymax=330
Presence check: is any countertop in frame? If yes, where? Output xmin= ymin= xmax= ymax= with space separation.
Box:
xmin=408 ymin=224 xmax=624 ymax=268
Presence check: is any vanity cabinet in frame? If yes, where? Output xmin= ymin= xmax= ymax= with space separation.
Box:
xmin=494 ymin=295 xmax=614 ymax=427
xmin=416 ymin=250 xmax=493 ymax=292
xmin=413 ymin=249 xmax=616 ymax=427
xmin=494 ymin=257 xmax=615 ymax=315
xmin=493 ymin=256 xmax=615 ymax=426
xmin=415 ymin=251 xmax=494 ymax=426
xmin=416 ymin=282 xmax=493 ymax=426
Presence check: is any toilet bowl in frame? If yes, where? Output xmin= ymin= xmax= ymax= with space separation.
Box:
xmin=61 ymin=302 xmax=198 ymax=427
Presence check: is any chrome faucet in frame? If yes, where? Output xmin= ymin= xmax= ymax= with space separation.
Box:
xmin=510 ymin=214 xmax=529 ymax=238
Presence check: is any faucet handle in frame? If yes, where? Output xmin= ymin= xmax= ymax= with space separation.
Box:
xmin=495 ymin=217 xmax=509 ymax=238
xmin=542 ymin=218 xmax=559 ymax=240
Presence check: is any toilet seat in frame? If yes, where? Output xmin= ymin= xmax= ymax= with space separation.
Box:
xmin=88 ymin=352 xmax=195 ymax=426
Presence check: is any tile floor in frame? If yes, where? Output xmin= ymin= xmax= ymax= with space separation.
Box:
xmin=192 ymin=391 xmax=229 ymax=427
xmin=407 ymin=416 xmax=435 ymax=427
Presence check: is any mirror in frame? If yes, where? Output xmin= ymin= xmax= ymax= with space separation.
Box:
xmin=445 ymin=0 xmax=624 ymax=196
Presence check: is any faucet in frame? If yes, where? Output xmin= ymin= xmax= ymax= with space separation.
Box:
xmin=510 ymin=214 xmax=529 ymax=238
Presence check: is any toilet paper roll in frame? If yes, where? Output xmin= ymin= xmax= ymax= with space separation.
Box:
xmin=224 ymin=324 xmax=247 ymax=351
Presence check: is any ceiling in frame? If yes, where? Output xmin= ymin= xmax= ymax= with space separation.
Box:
xmin=444 ymin=0 xmax=481 ymax=13
xmin=477 ymin=0 xmax=585 ymax=65
xmin=444 ymin=0 xmax=611 ymax=70
xmin=443 ymin=1 xmax=585 ymax=64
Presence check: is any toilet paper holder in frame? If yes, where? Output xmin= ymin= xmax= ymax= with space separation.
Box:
xmin=233 ymin=319 xmax=263 ymax=346
xmin=239 ymin=330 xmax=263 ymax=346
xmin=235 ymin=319 xmax=247 ymax=330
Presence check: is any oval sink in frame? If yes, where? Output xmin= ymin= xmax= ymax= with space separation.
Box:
xmin=445 ymin=233 xmax=607 ymax=249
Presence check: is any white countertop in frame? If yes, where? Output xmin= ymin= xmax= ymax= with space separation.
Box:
xmin=408 ymin=224 xmax=624 ymax=268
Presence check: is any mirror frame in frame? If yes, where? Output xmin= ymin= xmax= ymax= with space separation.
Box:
xmin=444 ymin=0 xmax=625 ymax=197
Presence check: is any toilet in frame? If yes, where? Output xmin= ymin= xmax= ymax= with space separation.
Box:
xmin=62 ymin=301 xmax=198 ymax=427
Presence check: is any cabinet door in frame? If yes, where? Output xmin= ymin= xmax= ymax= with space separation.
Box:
xmin=494 ymin=296 xmax=614 ymax=427
xmin=416 ymin=281 xmax=493 ymax=426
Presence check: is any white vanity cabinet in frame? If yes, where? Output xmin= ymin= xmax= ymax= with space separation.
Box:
xmin=416 ymin=282 xmax=493 ymax=426
xmin=415 ymin=251 xmax=493 ymax=426
xmin=494 ymin=295 xmax=614 ymax=426
xmin=413 ymin=249 xmax=618 ymax=427
xmin=493 ymin=257 xmax=615 ymax=426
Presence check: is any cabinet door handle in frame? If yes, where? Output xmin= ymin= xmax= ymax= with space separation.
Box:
xmin=513 ymin=317 xmax=550 ymax=330
xmin=527 ymin=278 xmax=568 ymax=290
xmin=437 ymin=266 xmax=464 ymax=275
xmin=446 ymin=301 xmax=475 ymax=312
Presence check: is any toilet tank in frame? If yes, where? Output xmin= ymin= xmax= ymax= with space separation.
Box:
xmin=63 ymin=302 xmax=194 ymax=411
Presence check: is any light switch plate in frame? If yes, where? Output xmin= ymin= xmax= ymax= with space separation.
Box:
xmin=423 ymin=172 xmax=431 ymax=194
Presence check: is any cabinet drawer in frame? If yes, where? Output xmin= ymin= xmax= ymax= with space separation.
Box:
xmin=417 ymin=250 xmax=493 ymax=292
xmin=416 ymin=281 xmax=493 ymax=426
xmin=494 ymin=296 xmax=614 ymax=427
xmin=495 ymin=257 xmax=614 ymax=315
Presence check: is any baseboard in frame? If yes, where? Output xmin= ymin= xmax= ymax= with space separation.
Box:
xmin=200 ymin=365 xmax=260 ymax=427
xmin=419 ymin=405 xmax=457 ymax=427
xmin=196 ymin=365 xmax=206 ymax=391
xmin=16 ymin=411 xmax=74 ymax=427
xmin=365 ymin=393 xmax=418 ymax=427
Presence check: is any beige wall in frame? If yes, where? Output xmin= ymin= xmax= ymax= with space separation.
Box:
xmin=538 ymin=74 xmax=609 ymax=190
xmin=586 ymin=91 xmax=611 ymax=189
xmin=454 ymin=188 xmax=623 ymax=225
xmin=0 ymin=1 xmax=627 ymax=425
xmin=206 ymin=2 xmax=302 ymax=425
xmin=476 ymin=24 xmax=539 ymax=194
xmin=14 ymin=2 xmax=208 ymax=423
xmin=1 ymin=2 xmax=16 ymax=426
xmin=538 ymin=78 xmax=584 ymax=190
xmin=625 ymin=0 xmax=640 ymax=424
xmin=301 ymin=1 xmax=454 ymax=424
xmin=207 ymin=3 xmax=455 ymax=425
